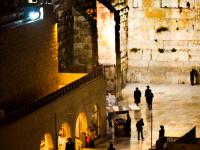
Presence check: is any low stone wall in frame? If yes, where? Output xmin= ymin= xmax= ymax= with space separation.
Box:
xmin=0 ymin=76 xmax=106 ymax=150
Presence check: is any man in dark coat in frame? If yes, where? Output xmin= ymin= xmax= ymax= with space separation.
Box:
xmin=124 ymin=113 xmax=131 ymax=137
xmin=146 ymin=90 xmax=154 ymax=110
xmin=190 ymin=69 xmax=195 ymax=85
xmin=65 ymin=138 xmax=75 ymax=150
xmin=145 ymin=85 xmax=151 ymax=103
xmin=134 ymin=87 xmax=141 ymax=106
xmin=159 ymin=125 xmax=165 ymax=139
xmin=136 ymin=118 xmax=144 ymax=140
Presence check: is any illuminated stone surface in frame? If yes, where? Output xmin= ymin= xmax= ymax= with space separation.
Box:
xmin=83 ymin=83 xmax=200 ymax=150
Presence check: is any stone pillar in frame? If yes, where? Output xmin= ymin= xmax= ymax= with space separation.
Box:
xmin=57 ymin=0 xmax=98 ymax=73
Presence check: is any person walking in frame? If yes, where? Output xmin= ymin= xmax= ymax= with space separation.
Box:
xmin=136 ymin=118 xmax=144 ymax=140
xmin=146 ymin=90 xmax=154 ymax=110
xmin=134 ymin=87 xmax=141 ymax=106
xmin=107 ymin=143 xmax=115 ymax=150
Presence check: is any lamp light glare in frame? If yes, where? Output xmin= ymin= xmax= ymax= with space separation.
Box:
xmin=29 ymin=11 xmax=40 ymax=20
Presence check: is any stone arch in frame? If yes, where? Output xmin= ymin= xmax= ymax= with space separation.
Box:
xmin=91 ymin=104 xmax=102 ymax=137
xmin=40 ymin=133 xmax=54 ymax=150
xmin=75 ymin=112 xmax=88 ymax=149
xmin=58 ymin=122 xmax=71 ymax=150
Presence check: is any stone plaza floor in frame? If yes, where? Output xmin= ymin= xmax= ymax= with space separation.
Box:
xmin=84 ymin=83 xmax=200 ymax=150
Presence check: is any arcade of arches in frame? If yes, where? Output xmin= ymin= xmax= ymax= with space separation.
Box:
xmin=39 ymin=105 xmax=102 ymax=150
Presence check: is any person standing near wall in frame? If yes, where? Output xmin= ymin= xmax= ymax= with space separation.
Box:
xmin=145 ymin=85 xmax=151 ymax=103
xmin=134 ymin=87 xmax=141 ymax=106
xmin=146 ymin=90 xmax=154 ymax=110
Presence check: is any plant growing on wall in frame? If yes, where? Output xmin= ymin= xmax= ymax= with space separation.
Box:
xmin=130 ymin=48 xmax=140 ymax=53
xmin=156 ymin=27 xmax=168 ymax=33
xmin=171 ymin=48 xmax=176 ymax=52
xmin=158 ymin=48 xmax=165 ymax=53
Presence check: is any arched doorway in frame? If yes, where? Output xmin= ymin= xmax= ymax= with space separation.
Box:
xmin=91 ymin=104 xmax=102 ymax=137
xmin=75 ymin=112 xmax=88 ymax=150
xmin=40 ymin=133 xmax=54 ymax=150
xmin=58 ymin=122 xmax=71 ymax=150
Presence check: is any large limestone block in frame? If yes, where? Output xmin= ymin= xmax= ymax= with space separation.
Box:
xmin=153 ymin=0 xmax=161 ymax=8
xmin=127 ymin=66 xmax=150 ymax=83
xmin=133 ymin=0 xmax=143 ymax=8
xmin=179 ymin=0 xmax=195 ymax=8
xmin=149 ymin=61 xmax=172 ymax=71
xmin=152 ymin=51 xmax=169 ymax=61
xmin=128 ymin=60 xmax=149 ymax=68
xmin=129 ymin=9 xmax=144 ymax=19
xmin=189 ymin=50 xmax=200 ymax=61
xmin=195 ymin=0 xmax=200 ymax=8
xmin=163 ymin=40 xmax=188 ymax=50
xmin=142 ymin=49 xmax=152 ymax=61
xmin=165 ymin=72 xmax=189 ymax=84
xmin=128 ymin=40 xmax=162 ymax=49
xmin=140 ymin=19 xmax=155 ymax=30
xmin=128 ymin=50 xmax=143 ymax=61
xmin=162 ymin=0 xmax=178 ymax=8
xmin=157 ymin=30 xmax=200 ymax=41
xmin=152 ymin=50 xmax=188 ymax=61
xmin=130 ymin=30 xmax=149 ymax=40
xmin=144 ymin=8 xmax=166 ymax=19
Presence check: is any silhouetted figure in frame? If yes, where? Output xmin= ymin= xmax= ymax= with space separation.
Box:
xmin=107 ymin=143 xmax=115 ymax=150
xmin=186 ymin=1 xmax=190 ymax=8
xmin=134 ymin=87 xmax=141 ymax=106
xmin=146 ymin=90 xmax=154 ymax=110
xmin=156 ymin=125 xmax=166 ymax=150
xmin=107 ymin=112 xmax=113 ymax=128
xmin=190 ymin=69 xmax=197 ymax=85
xmin=145 ymin=85 xmax=151 ymax=103
xmin=136 ymin=118 xmax=144 ymax=140
xmin=124 ymin=113 xmax=131 ymax=137
xmin=159 ymin=125 xmax=165 ymax=139
xmin=65 ymin=138 xmax=75 ymax=150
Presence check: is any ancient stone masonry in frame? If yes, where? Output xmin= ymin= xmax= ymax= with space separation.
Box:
xmin=110 ymin=0 xmax=129 ymax=97
xmin=128 ymin=0 xmax=200 ymax=84
xmin=57 ymin=0 xmax=98 ymax=73
xmin=96 ymin=0 xmax=128 ymax=100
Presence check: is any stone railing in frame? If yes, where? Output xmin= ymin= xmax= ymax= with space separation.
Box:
xmin=0 ymin=67 xmax=103 ymax=126
xmin=150 ymin=137 xmax=200 ymax=149
xmin=0 ymin=10 xmax=25 ymax=25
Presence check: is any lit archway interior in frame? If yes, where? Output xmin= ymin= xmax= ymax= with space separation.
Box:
xmin=75 ymin=112 xmax=88 ymax=149
xmin=58 ymin=122 xmax=71 ymax=150
xmin=91 ymin=104 xmax=102 ymax=137
xmin=40 ymin=133 xmax=54 ymax=150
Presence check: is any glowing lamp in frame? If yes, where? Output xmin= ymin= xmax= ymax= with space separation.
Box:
xmin=29 ymin=11 xmax=40 ymax=20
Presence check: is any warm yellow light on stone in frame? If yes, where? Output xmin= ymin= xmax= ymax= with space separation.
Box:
xmin=52 ymin=23 xmax=58 ymax=62
xmin=57 ymin=73 xmax=87 ymax=88
xmin=144 ymin=8 xmax=165 ymax=18
xmin=97 ymin=1 xmax=116 ymax=65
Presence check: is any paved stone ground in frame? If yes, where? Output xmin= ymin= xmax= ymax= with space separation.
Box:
xmin=84 ymin=83 xmax=200 ymax=150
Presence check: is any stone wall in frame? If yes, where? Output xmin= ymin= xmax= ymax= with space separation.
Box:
xmin=0 ymin=6 xmax=60 ymax=112
xmin=0 ymin=76 xmax=107 ymax=150
xmin=73 ymin=8 xmax=98 ymax=72
xmin=57 ymin=0 xmax=98 ymax=73
xmin=128 ymin=0 xmax=200 ymax=83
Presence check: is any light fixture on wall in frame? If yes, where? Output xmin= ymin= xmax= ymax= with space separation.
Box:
xmin=28 ymin=7 xmax=43 ymax=21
